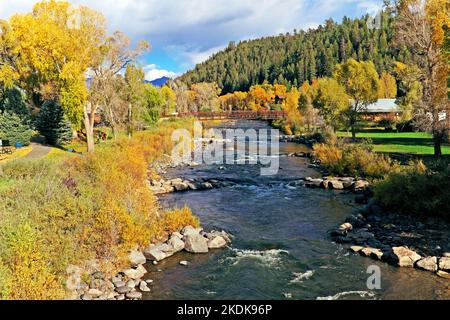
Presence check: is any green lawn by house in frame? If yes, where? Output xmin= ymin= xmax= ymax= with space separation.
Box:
xmin=337 ymin=130 xmax=450 ymax=155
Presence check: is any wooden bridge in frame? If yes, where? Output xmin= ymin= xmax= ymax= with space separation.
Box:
xmin=163 ymin=110 xmax=288 ymax=121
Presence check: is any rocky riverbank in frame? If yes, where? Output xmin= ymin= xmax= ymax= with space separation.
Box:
xmin=330 ymin=200 xmax=450 ymax=280
xmin=67 ymin=226 xmax=232 ymax=300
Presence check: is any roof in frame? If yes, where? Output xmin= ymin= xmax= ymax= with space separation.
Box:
xmin=362 ymin=99 xmax=401 ymax=113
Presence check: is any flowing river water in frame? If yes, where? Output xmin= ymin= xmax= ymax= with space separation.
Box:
xmin=144 ymin=121 xmax=449 ymax=300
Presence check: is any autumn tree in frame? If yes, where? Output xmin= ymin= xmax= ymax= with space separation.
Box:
xmin=378 ymin=72 xmax=398 ymax=98
xmin=0 ymin=0 xmax=106 ymax=127
xmin=395 ymin=0 xmax=450 ymax=156
xmin=283 ymin=87 xmax=302 ymax=134
xmin=299 ymin=80 xmax=321 ymax=132
xmin=333 ymin=59 xmax=380 ymax=140
xmin=190 ymin=82 xmax=220 ymax=112
xmin=313 ymin=77 xmax=349 ymax=130
xmin=160 ymin=86 xmax=176 ymax=115
xmin=393 ymin=62 xmax=423 ymax=123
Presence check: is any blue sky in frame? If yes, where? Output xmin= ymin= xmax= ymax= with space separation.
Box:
xmin=0 ymin=0 xmax=384 ymax=80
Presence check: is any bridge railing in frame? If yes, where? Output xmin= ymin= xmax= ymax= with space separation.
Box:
xmin=162 ymin=110 xmax=287 ymax=120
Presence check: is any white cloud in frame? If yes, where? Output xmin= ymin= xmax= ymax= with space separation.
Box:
xmin=0 ymin=0 xmax=384 ymax=70
xmin=144 ymin=64 xmax=178 ymax=81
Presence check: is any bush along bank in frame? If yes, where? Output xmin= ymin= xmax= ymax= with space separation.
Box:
xmin=67 ymin=226 xmax=232 ymax=300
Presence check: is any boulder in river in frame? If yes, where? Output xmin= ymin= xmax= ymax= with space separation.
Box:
xmin=416 ymin=257 xmax=438 ymax=272
xmin=184 ymin=234 xmax=209 ymax=253
xmin=438 ymin=257 xmax=450 ymax=272
xmin=129 ymin=250 xmax=146 ymax=267
xmin=144 ymin=246 xmax=167 ymax=262
xmin=208 ymin=235 xmax=227 ymax=249
xmin=360 ymin=247 xmax=383 ymax=260
xmin=168 ymin=236 xmax=185 ymax=253
xmin=384 ymin=247 xmax=421 ymax=267
xmin=328 ymin=179 xmax=344 ymax=190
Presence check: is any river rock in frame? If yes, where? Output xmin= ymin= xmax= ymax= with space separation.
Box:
xmin=416 ymin=257 xmax=438 ymax=272
xmin=350 ymin=246 xmax=364 ymax=253
xmin=139 ymin=281 xmax=151 ymax=292
xmin=88 ymin=288 xmax=103 ymax=297
xmin=116 ymin=294 xmax=125 ymax=301
xmin=328 ymin=180 xmax=344 ymax=190
xmin=114 ymin=281 xmax=126 ymax=288
xmin=126 ymin=280 xmax=136 ymax=289
xmin=360 ymin=247 xmax=383 ymax=260
xmin=116 ymin=286 xmax=132 ymax=294
xmin=184 ymin=234 xmax=209 ymax=253
xmin=438 ymin=257 xmax=450 ymax=271
xmin=123 ymin=265 xmax=147 ymax=280
xmin=437 ymin=271 xmax=450 ymax=279
xmin=385 ymin=247 xmax=422 ymax=267
xmin=173 ymin=182 xmax=189 ymax=192
xmin=339 ymin=223 xmax=353 ymax=232
xmin=129 ymin=250 xmax=146 ymax=267
xmin=179 ymin=260 xmax=189 ymax=266
xmin=168 ymin=236 xmax=185 ymax=252
xmin=126 ymin=292 xmax=142 ymax=300
xmin=182 ymin=225 xmax=202 ymax=236
xmin=208 ymin=235 xmax=227 ymax=249
xmin=354 ymin=180 xmax=370 ymax=189
xmin=144 ymin=246 xmax=167 ymax=262
xmin=305 ymin=178 xmax=323 ymax=188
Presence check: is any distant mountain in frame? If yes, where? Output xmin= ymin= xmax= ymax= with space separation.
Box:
xmin=147 ymin=76 xmax=171 ymax=87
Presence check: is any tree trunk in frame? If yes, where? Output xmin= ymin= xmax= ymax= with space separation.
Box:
xmin=433 ymin=132 xmax=443 ymax=157
xmin=83 ymin=102 xmax=96 ymax=153
xmin=127 ymin=103 xmax=133 ymax=138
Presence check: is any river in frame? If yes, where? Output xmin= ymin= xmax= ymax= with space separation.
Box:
xmin=143 ymin=120 xmax=448 ymax=300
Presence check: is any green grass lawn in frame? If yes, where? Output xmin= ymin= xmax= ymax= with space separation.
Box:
xmin=337 ymin=129 xmax=450 ymax=155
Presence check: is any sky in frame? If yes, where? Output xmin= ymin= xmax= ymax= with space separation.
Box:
xmin=0 ymin=0 xmax=384 ymax=81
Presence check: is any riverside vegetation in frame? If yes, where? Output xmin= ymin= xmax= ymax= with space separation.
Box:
xmin=0 ymin=118 xmax=214 ymax=300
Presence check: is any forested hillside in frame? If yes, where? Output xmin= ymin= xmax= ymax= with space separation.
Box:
xmin=180 ymin=9 xmax=410 ymax=94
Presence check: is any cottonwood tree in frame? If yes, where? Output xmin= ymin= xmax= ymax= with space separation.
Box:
xmin=313 ymin=77 xmax=350 ymax=131
xmin=88 ymin=34 xmax=149 ymax=148
xmin=0 ymin=0 xmax=106 ymax=128
xmin=395 ymin=0 xmax=450 ymax=156
xmin=333 ymin=59 xmax=380 ymax=140
xmin=378 ymin=72 xmax=398 ymax=98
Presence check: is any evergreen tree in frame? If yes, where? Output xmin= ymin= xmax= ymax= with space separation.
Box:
xmin=36 ymin=101 xmax=73 ymax=146
xmin=0 ymin=111 xmax=33 ymax=146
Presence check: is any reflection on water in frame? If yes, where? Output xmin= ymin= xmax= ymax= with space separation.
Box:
xmin=144 ymin=121 xmax=449 ymax=300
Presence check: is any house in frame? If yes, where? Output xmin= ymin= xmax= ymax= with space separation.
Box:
xmin=360 ymin=99 xmax=401 ymax=122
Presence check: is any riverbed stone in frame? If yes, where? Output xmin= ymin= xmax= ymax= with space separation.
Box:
xmin=88 ymin=288 xmax=103 ymax=297
xmin=339 ymin=223 xmax=353 ymax=232
xmin=129 ymin=250 xmax=146 ymax=267
xmin=328 ymin=180 xmax=344 ymax=190
xmin=208 ymin=235 xmax=227 ymax=249
xmin=437 ymin=271 xmax=450 ymax=279
xmin=179 ymin=260 xmax=189 ymax=266
xmin=354 ymin=180 xmax=370 ymax=189
xmin=116 ymin=286 xmax=132 ymax=294
xmin=350 ymin=246 xmax=364 ymax=253
xmin=184 ymin=234 xmax=209 ymax=253
xmin=123 ymin=265 xmax=147 ymax=280
xmin=168 ymin=236 xmax=185 ymax=253
xmin=181 ymin=225 xmax=201 ymax=236
xmin=416 ymin=257 xmax=438 ymax=272
xmin=114 ymin=281 xmax=126 ymax=288
xmin=385 ymin=247 xmax=422 ymax=267
xmin=116 ymin=294 xmax=125 ymax=301
xmin=126 ymin=292 xmax=142 ymax=300
xmin=144 ymin=246 xmax=167 ymax=262
xmin=438 ymin=257 xmax=450 ymax=271
xmin=360 ymin=247 xmax=383 ymax=260
xmin=139 ymin=281 xmax=151 ymax=292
